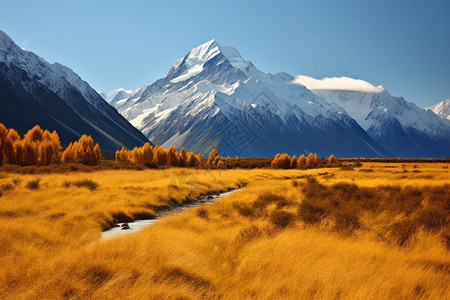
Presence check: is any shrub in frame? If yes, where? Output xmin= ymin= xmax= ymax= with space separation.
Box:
xmin=253 ymin=192 xmax=291 ymax=210
xmin=26 ymin=179 xmax=40 ymax=190
xmin=232 ymin=201 xmax=253 ymax=217
xmin=196 ymin=207 xmax=209 ymax=219
xmin=236 ymin=225 xmax=261 ymax=242
xmin=270 ymin=210 xmax=295 ymax=228
xmin=298 ymin=201 xmax=326 ymax=224
xmin=0 ymin=183 xmax=14 ymax=194
xmin=63 ymin=179 xmax=99 ymax=191
xmin=328 ymin=154 xmax=337 ymax=164
xmin=73 ymin=179 xmax=99 ymax=191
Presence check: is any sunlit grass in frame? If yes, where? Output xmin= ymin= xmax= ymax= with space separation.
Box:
xmin=0 ymin=163 xmax=448 ymax=299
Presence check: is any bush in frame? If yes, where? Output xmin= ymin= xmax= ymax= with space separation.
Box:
xmin=270 ymin=210 xmax=295 ymax=228
xmin=232 ymin=201 xmax=253 ymax=217
xmin=297 ymin=178 xmax=450 ymax=246
xmin=26 ymin=179 xmax=40 ymax=190
xmin=236 ymin=225 xmax=261 ymax=242
xmin=253 ymin=192 xmax=291 ymax=210
xmin=73 ymin=179 xmax=99 ymax=191
xmin=196 ymin=207 xmax=209 ymax=219
xmin=63 ymin=179 xmax=99 ymax=191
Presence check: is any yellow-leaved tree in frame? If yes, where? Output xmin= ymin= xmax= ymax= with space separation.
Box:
xmin=62 ymin=135 xmax=101 ymax=165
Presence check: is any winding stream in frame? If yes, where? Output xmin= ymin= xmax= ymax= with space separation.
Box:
xmin=101 ymin=187 xmax=242 ymax=239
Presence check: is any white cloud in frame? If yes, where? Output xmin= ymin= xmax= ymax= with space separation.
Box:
xmin=20 ymin=40 xmax=28 ymax=50
xmin=293 ymin=75 xmax=384 ymax=93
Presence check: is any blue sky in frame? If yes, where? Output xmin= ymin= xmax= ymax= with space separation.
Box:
xmin=1 ymin=0 xmax=449 ymax=107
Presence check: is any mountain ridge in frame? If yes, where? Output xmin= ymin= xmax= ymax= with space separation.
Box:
xmin=426 ymin=99 xmax=450 ymax=120
xmin=0 ymin=30 xmax=149 ymax=151
xmin=295 ymin=76 xmax=450 ymax=158
xmin=111 ymin=40 xmax=390 ymax=158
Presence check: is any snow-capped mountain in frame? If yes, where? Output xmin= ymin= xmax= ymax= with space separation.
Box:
xmin=103 ymin=88 xmax=135 ymax=107
xmin=112 ymin=39 xmax=389 ymax=158
xmin=0 ymin=30 xmax=148 ymax=151
xmin=426 ymin=99 xmax=450 ymax=120
xmin=294 ymin=76 xmax=450 ymax=158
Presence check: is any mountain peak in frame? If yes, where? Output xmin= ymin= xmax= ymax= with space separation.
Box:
xmin=426 ymin=99 xmax=450 ymax=120
xmin=0 ymin=30 xmax=21 ymax=55
xmin=0 ymin=30 xmax=13 ymax=44
xmin=168 ymin=39 xmax=261 ymax=83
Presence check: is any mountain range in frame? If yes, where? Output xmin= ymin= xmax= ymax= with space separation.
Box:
xmin=0 ymin=30 xmax=148 ymax=151
xmin=107 ymin=39 xmax=449 ymax=158
xmin=294 ymin=76 xmax=450 ymax=158
xmin=1 ymin=30 xmax=448 ymax=158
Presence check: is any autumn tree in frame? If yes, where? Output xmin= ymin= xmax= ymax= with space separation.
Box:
xmin=167 ymin=146 xmax=179 ymax=166
xmin=3 ymin=129 xmax=20 ymax=164
xmin=62 ymin=142 xmax=75 ymax=163
xmin=217 ymin=159 xmax=225 ymax=168
xmin=306 ymin=153 xmax=319 ymax=168
xmin=13 ymin=140 xmax=25 ymax=166
xmin=154 ymin=146 xmax=168 ymax=166
xmin=290 ymin=155 xmax=298 ymax=169
xmin=179 ymin=147 xmax=187 ymax=167
xmin=298 ymin=154 xmax=306 ymax=169
xmin=197 ymin=153 xmax=203 ymax=167
xmin=271 ymin=153 xmax=291 ymax=169
xmin=328 ymin=154 xmax=337 ymax=165
xmin=141 ymin=143 xmax=154 ymax=163
xmin=115 ymin=148 xmax=130 ymax=163
xmin=186 ymin=152 xmax=200 ymax=167
xmin=130 ymin=147 xmax=142 ymax=164
xmin=37 ymin=130 xmax=61 ymax=165
xmin=62 ymin=135 xmax=101 ymax=165
xmin=207 ymin=148 xmax=219 ymax=166
xmin=0 ymin=123 xmax=7 ymax=165
xmin=271 ymin=153 xmax=280 ymax=168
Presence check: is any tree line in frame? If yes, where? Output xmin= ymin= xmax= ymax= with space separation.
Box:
xmin=115 ymin=144 xmax=203 ymax=167
xmin=271 ymin=153 xmax=337 ymax=169
xmin=0 ymin=123 xmax=338 ymax=168
xmin=0 ymin=123 xmax=101 ymax=166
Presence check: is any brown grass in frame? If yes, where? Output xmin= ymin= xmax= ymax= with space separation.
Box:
xmin=63 ymin=179 xmax=99 ymax=191
xmin=0 ymin=163 xmax=448 ymax=299
xmin=25 ymin=178 xmax=40 ymax=190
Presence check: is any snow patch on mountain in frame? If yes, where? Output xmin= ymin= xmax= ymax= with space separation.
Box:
xmin=104 ymin=88 xmax=134 ymax=103
xmin=426 ymin=99 xmax=450 ymax=120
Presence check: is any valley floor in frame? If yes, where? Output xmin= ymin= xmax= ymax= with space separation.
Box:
xmin=0 ymin=163 xmax=449 ymax=299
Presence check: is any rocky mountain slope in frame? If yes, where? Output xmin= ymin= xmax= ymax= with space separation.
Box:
xmin=111 ymin=40 xmax=389 ymax=158
xmin=0 ymin=30 xmax=148 ymax=151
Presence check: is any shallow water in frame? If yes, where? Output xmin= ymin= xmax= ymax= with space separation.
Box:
xmin=101 ymin=188 xmax=241 ymax=239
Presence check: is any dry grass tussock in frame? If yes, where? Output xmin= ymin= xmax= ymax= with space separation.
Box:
xmin=0 ymin=163 xmax=448 ymax=299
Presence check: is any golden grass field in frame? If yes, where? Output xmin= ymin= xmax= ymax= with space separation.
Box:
xmin=0 ymin=162 xmax=449 ymax=299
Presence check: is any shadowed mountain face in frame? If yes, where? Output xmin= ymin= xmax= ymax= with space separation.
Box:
xmin=0 ymin=31 xmax=148 ymax=151
xmin=112 ymin=40 xmax=390 ymax=158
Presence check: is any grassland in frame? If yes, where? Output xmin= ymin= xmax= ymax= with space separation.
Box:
xmin=0 ymin=162 xmax=449 ymax=299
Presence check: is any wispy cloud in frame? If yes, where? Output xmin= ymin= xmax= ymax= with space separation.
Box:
xmin=20 ymin=40 xmax=28 ymax=50
xmin=293 ymin=75 xmax=384 ymax=93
